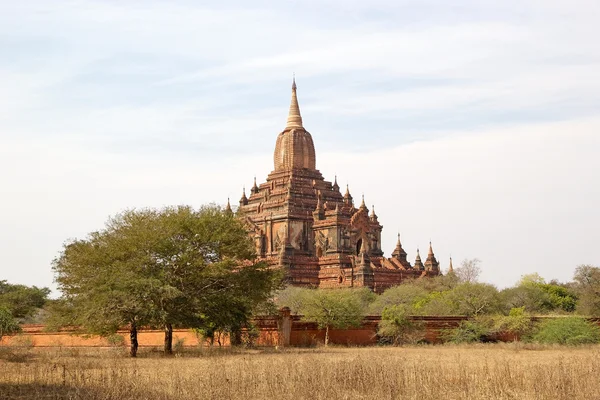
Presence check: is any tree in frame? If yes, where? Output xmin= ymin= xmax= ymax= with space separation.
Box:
xmin=501 ymin=274 xmax=577 ymax=314
xmin=0 ymin=307 xmax=21 ymax=342
xmin=455 ymin=258 xmax=481 ymax=283
xmin=369 ymin=284 xmax=429 ymax=315
xmin=275 ymin=286 xmax=311 ymax=315
xmin=572 ymin=265 xmax=600 ymax=316
xmin=300 ymin=289 xmax=366 ymax=346
xmin=53 ymin=205 xmax=280 ymax=357
xmin=445 ymin=282 xmax=501 ymax=316
xmin=0 ymin=280 xmax=50 ymax=319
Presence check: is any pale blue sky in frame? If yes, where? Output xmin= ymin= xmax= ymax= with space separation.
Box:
xmin=1 ymin=0 xmax=599 ymax=292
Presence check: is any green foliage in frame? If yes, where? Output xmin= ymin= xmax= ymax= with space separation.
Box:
xmin=52 ymin=204 xmax=281 ymax=355
xmin=532 ymin=317 xmax=600 ymax=345
xmin=502 ymin=275 xmax=577 ymax=314
xmin=441 ymin=318 xmax=493 ymax=344
xmin=0 ymin=280 xmax=50 ymax=319
xmin=369 ymin=284 xmax=428 ymax=315
xmin=447 ymin=282 xmax=501 ymax=316
xmin=0 ymin=307 xmax=21 ymax=341
xmin=300 ymin=288 xmax=367 ymax=345
xmin=377 ymin=305 xmax=424 ymax=345
xmin=275 ymin=287 xmax=311 ymax=315
xmin=413 ymin=291 xmax=456 ymax=316
xmin=493 ymin=307 xmax=534 ymax=339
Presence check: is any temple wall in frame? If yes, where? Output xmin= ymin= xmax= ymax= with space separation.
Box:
xmin=4 ymin=316 xmax=597 ymax=348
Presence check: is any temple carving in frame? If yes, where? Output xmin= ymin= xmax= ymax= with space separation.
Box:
xmin=231 ymin=79 xmax=440 ymax=292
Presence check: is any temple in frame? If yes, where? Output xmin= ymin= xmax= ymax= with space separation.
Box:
xmin=234 ymin=79 xmax=440 ymax=292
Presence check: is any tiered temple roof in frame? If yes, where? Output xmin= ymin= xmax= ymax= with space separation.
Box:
xmin=235 ymin=79 xmax=441 ymax=292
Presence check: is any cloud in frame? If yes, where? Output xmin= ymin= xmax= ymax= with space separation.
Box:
xmin=0 ymin=0 xmax=599 ymax=291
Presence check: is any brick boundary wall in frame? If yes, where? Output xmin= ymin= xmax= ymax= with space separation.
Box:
xmin=2 ymin=313 xmax=598 ymax=348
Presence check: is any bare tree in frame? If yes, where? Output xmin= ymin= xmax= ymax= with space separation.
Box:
xmin=455 ymin=258 xmax=482 ymax=283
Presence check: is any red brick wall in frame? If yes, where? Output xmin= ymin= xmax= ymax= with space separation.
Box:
xmin=0 ymin=316 xmax=469 ymax=348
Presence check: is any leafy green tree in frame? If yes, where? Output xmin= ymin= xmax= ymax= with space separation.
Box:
xmin=0 ymin=280 xmax=50 ymax=319
xmin=533 ymin=317 xmax=600 ymax=345
xmin=299 ymin=289 xmax=367 ymax=346
xmin=275 ymin=286 xmax=311 ymax=315
xmin=53 ymin=205 xmax=280 ymax=357
xmin=572 ymin=265 xmax=600 ymax=316
xmin=0 ymin=307 xmax=21 ymax=342
xmin=501 ymin=274 xmax=577 ymax=314
xmin=369 ymin=284 xmax=429 ymax=315
xmin=446 ymin=282 xmax=501 ymax=316
xmin=413 ymin=291 xmax=456 ymax=316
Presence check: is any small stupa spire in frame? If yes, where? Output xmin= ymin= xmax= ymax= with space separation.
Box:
xmin=225 ymin=197 xmax=233 ymax=214
xmin=360 ymin=194 xmax=367 ymax=209
xmin=239 ymin=186 xmax=248 ymax=206
xmin=448 ymin=257 xmax=454 ymax=273
xmin=286 ymin=76 xmax=303 ymax=129
xmin=333 ymin=175 xmax=340 ymax=192
xmin=414 ymin=248 xmax=425 ymax=270
xmin=370 ymin=205 xmax=378 ymax=222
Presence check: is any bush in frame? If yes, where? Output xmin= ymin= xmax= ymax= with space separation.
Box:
xmin=377 ymin=305 xmax=425 ymax=345
xmin=532 ymin=317 xmax=600 ymax=345
xmin=0 ymin=306 xmax=21 ymax=341
xmin=441 ymin=318 xmax=493 ymax=344
xmin=493 ymin=307 xmax=534 ymax=340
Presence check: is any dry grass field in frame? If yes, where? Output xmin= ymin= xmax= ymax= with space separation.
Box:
xmin=1 ymin=344 xmax=599 ymax=400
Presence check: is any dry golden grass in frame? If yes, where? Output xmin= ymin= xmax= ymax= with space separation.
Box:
xmin=1 ymin=344 xmax=600 ymax=400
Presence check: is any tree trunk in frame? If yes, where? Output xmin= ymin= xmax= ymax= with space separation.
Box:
xmin=129 ymin=323 xmax=138 ymax=358
xmin=325 ymin=325 xmax=330 ymax=347
xmin=164 ymin=323 xmax=173 ymax=355
xmin=231 ymin=328 xmax=242 ymax=346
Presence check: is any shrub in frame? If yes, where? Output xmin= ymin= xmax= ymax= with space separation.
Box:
xmin=377 ymin=305 xmax=424 ymax=345
xmin=532 ymin=317 xmax=600 ymax=345
xmin=493 ymin=307 xmax=534 ymax=340
xmin=441 ymin=318 xmax=493 ymax=344
xmin=0 ymin=306 xmax=21 ymax=342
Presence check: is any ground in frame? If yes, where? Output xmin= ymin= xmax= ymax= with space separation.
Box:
xmin=1 ymin=344 xmax=599 ymax=399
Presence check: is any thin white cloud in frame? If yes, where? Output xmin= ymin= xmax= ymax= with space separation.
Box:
xmin=0 ymin=0 xmax=599 ymax=291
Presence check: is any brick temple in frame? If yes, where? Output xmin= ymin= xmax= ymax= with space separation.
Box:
xmin=231 ymin=79 xmax=440 ymax=292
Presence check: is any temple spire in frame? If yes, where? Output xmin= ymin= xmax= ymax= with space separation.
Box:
xmin=333 ymin=175 xmax=340 ymax=192
xmin=239 ymin=187 xmax=248 ymax=206
xmin=414 ymin=248 xmax=425 ymax=270
xmin=286 ymin=76 xmax=303 ymax=129
xmin=251 ymin=176 xmax=259 ymax=194
xmin=448 ymin=257 xmax=454 ymax=273
xmin=360 ymin=194 xmax=367 ymax=209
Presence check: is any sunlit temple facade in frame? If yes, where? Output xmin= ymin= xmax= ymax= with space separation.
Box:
xmin=230 ymin=79 xmax=440 ymax=292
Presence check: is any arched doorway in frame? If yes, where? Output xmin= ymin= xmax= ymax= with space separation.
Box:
xmin=356 ymin=238 xmax=362 ymax=255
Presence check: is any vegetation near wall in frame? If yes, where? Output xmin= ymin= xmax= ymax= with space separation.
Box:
xmin=1 ymin=203 xmax=599 ymax=350
xmin=49 ymin=205 xmax=281 ymax=357
xmin=274 ymin=262 xmax=600 ymax=346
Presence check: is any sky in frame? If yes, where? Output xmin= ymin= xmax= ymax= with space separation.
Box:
xmin=1 ymin=0 xmax=599 ymax=293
